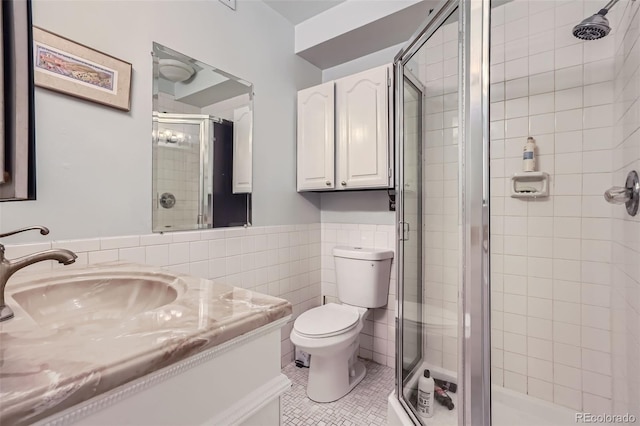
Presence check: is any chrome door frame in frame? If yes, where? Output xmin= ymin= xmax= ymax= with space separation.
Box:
xmin=397 ymin=69 xmax=425 ymax=384
xmin=393 ymin=0 xmax=491 ymax=425
xmin=461 ymin=0 xmax=492 ymax=425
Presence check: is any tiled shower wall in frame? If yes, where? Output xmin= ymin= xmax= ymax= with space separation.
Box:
xmin=320 ymin=223 xmax=397 ymax=368
xmin=5 ymin=224 xmax=322 ymax=368
xmin=489 ymin=0 xmax=620 ymax=412
xmin=153 ymin=92 xmax=202 ymax=230
xmin=612 ymin=0 xmax=640 ymax=416
xmin=153 ymin=124 xmax=201 ymax=231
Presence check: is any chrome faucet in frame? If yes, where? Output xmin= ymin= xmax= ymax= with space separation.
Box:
xmin=0 ymin=226 xmax=77 ymax=322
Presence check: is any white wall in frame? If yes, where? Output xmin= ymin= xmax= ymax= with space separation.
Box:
xmin=2 ymin=0 xmax=322 ymax=243
xmin=320 ymin=191 xmax=395 ymax=225
xmin=295 ymin=1 xmax=419 ymax=54
xmin=322 ymin=42 xmax=404 ymax=82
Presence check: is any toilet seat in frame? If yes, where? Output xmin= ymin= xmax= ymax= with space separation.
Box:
xmin=294 ymin=303 xmax=360 ymax=338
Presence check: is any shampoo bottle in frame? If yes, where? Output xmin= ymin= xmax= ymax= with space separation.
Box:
xmin=417 ymin=369 xmax=435 ymax=418
xmin=523 ymin=137 xmax=536 ymax=172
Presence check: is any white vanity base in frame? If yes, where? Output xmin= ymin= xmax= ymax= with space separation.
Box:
xmin=36 ymin=317 xmax=291 ymax=426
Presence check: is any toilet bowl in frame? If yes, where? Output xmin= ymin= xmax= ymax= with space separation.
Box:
xmin=290 ymin=246 xmax=394 ymax=403
xmin=290 ymin=303 xmax=368 ymax=402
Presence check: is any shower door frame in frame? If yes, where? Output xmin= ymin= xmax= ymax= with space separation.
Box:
xmin=398 ymin=68 xmax=425 ymax=383
xmin=393 ymin=0 xmax=491 ymax=425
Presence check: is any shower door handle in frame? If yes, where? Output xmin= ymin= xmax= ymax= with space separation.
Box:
xmin=398 ymin=221 xmax=410 ymax=241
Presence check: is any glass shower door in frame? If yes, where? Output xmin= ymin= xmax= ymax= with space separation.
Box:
xmin=395 ymin=1 xmax=464 ymax=423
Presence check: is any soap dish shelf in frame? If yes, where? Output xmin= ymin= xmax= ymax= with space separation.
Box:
xmin=511 ymin=172 xmax=549 ymax=199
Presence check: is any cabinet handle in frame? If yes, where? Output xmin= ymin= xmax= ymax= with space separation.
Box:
xmin=325 ymin=181 xmax=331 ymax=186
xmin=341 ymin=181 xmax=347 ymax=186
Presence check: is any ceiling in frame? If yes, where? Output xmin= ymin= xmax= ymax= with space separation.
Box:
xmin=263 ymin=0 xmax=346 ymax=25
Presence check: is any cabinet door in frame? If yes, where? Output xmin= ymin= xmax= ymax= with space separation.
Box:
xmin=336 ymin=65 xmax=390 ymax=189
xmin=297 ymin=82 xmax=335 ymax=191
xmin=232 ymin=106 xmax=252 ymax=194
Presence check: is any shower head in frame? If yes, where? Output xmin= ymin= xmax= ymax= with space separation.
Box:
xmin=572 ymin=11 xmax=611 ymax=40
xmin=572 ymin=0 xmax=624 ymax=40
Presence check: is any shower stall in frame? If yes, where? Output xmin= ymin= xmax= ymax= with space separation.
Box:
xmin=152 ymin=113 xmax=251 ymax=231
xmin=390 ymin=0 xmax=640 ymax=424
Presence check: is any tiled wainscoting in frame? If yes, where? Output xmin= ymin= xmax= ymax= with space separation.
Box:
xmin=4 ymin=224 xmax=322 ymax=367
xmin=320 ymin=223 xmax=397 ymax=368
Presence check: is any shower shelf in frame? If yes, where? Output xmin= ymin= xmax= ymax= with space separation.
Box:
xmin=511 ymin=172 xmax=549 ymax=199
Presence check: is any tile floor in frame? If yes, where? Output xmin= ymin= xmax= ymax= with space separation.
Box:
xmin=282 ymin=359 xmax=394 ymax=426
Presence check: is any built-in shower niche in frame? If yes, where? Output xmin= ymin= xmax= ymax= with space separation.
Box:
xmin=151 ymin=42 xmax=253 ymax=232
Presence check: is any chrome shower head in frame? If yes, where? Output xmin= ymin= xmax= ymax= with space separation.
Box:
xmin=573 ymin=11 xmax=611 ymax=40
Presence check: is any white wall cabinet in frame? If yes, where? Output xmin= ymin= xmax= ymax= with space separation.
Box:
xmin=297 ymin=64 xmax=391 ymax=192
xmin=232 ymin=105 xmax=253 ymax=194
xmin=297 ymin=81 xmax=335 ymax=191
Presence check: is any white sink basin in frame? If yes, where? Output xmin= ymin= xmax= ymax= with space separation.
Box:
xmin=11 ymin=273 xmax=180 ymax=327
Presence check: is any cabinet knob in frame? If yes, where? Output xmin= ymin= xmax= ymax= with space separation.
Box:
xmin=325 ymin=181 xmax=331 ymax=186
xmin=341 ymin=181 xmax=347 ymax=186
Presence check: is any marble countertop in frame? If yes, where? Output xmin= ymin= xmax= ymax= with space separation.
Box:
xmin=0 ymin=262 xmax=292 ymax=425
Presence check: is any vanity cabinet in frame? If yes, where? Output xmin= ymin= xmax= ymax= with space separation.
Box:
xmin=296 ymin=64 xmax=392 ymax=192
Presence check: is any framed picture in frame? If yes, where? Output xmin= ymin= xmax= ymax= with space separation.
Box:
xmin=32 ymin=27 xmax=132 ymax=111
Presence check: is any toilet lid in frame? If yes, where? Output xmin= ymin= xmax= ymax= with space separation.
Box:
xmin=294 ymin=303 xmax=360 ymax=337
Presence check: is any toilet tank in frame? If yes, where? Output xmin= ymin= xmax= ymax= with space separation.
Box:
xmin=333 ymin=246 xmax=394 ymax=308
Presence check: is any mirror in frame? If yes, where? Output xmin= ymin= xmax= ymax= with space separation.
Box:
xmin=152 ymin=42 xmax=252 ymax=232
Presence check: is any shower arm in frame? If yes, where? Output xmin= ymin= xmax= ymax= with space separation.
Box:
xmin=599 ymin=0 xmax=620 ymax=14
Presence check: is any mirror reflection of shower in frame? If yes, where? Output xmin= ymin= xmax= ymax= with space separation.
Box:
xmin=151 ymin=42 xmax=253 ymax=232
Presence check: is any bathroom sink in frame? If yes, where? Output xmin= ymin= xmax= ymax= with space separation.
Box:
xmin=11 ymin=275 xmax=179 ymax=327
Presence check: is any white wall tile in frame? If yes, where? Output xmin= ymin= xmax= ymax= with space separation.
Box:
xmin=530 ymin=71 xmax=555 ymax=95
xmin=555 ymin=87 xmax=582 ymax=111
xmin=555 ymin=45 xmax=583 ymax=70
xmin=555 ymin=64 xmax=583 ymax=90
xmin=168 ymin=242 xmax=190 ymax=265
xmin=554 ymin=384 xmax=582 ymax=410
xmin=88 ymin=249 xmax=119 ymax=264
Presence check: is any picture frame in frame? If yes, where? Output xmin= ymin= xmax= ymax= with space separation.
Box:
xmin=0 ymin=0 xmax=37 ymax=201
xmin=32 ymin=26 xmax=132 ymax=111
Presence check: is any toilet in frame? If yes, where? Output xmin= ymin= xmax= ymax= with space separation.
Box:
xmin=290 ymin=246 xmax=394 ymax=402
